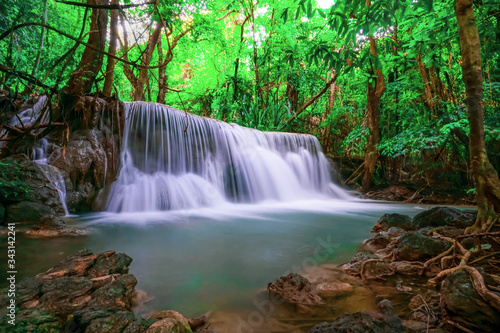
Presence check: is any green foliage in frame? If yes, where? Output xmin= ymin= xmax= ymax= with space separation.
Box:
xmin=0 ymin=161 xmax=30 ymax=201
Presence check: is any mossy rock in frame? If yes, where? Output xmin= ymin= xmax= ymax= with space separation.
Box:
xmin=0 ymin=158 xmax=31 ymax=203
xmin=396 ymin=232 xmax=451 ymax=261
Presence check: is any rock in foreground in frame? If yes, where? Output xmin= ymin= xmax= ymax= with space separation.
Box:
xmin=268 ymin=273 xmax=322 ymax=305
xmin=0 ymin=250 xmax=202 ymax=333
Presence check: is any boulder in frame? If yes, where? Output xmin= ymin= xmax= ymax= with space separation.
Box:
xmin=308 ymin=299 xmax=405 ymax=333
xmin=0 ymin=250 xmax=153 ymax=332
xmin=387 ymin=227 xmax=406 ymax=238
xmin=372 ymin=213 xmax=414 ymax=232
xmin=412 ymin=207 xmax=476 ymax=229
xmin=441 ymin=269 xmax=500 ymax=332
xmin=47 ymin=97 xmax=124 ymax=213
xmin=364 ymin=234 xmax=391 ymax=250
xmin=389 ymin=261 xmax=423 ymax=276
xmin=396 ymin=232 xmax=451 ymax=261
xmin=343 ymin=252 xmax=393 ymax=279
xmin=0 ymin=154 xmax=65 ymax=225
xmin=268 ymin=273 xmax=322 ymax=304
xmin=432 ymin=225 xmax=464 ymax=238
xmin=49 ymin=129 xmax=109 ymax=212
xmin=146 ymin=310 xmax=192 ymax=333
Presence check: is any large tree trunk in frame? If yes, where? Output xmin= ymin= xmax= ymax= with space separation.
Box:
xmin=63 ymin=0 xmax=108 ymax=97
xmin=102 ymin=0 xmax=119 ymax=97
xmin=456 ymin=0 xmax=500 ymax=231
xmin=362 ymin=35 xmax=385 ymax=191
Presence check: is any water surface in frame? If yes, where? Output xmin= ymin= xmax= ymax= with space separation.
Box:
xmin=1 ymin=199 xmax=429 ymax=317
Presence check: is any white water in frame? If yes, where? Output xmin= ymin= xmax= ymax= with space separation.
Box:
xmin=106 ymin=102 xmax=350 ymax=213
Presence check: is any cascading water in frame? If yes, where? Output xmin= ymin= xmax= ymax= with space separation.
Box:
xmin=106 ymin=102 xmax=350 ymax=213
xmin=33 ymin=138 xmax=69 ymax=216
xmin=3 ymin=96 xmax=70 ymax=215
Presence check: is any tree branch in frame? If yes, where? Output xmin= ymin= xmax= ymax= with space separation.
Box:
xmin=55 ymin=0 xmax=157 ymax=10
xmin=0 ymin=23 xmax=169 ymax=70
xmin=0 ymin=64 xmax=56 ymax=92
xmin=287 ymin=73 xmax=338 ymax=123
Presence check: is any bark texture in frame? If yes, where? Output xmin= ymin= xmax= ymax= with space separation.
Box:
xmin=63 ymin=0 xmax=109 ymax=97
xmin=455 ymin=0 xmax=500 ymax=231
xmin=362 ymin=35 xmax=385 ymax=191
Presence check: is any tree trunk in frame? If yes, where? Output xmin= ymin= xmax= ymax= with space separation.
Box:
xmin=102 ymin=0 xmax=119 ymax=97
xmin=156 ymin=23 xmax=191 ymax=103
xmin=157 ymin=37 xmax=167 ymax=104
xmin=63 ymin=0 xmax=109 ymax=96
xmin=232 ymin=15 xmax=250 ymax=102
xmin=456 ymin=0 xmax=500 ymax=231
xmin=134 ymin=21 xmax=162 ymax=101
xmin=362 ymin=35 xmax=385 ymax=191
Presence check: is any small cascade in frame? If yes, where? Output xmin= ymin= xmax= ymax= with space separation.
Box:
xmin=12 ymin=96 xmax=70 ymax=215
xmin=107 ymin=102 xmax=350 ymax=213
xmin=33 ymin=138 xmax=69 ymax=215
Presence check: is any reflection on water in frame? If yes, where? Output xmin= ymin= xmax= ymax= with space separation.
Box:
xmin=1 ymin=199 xmax=429 ymax=317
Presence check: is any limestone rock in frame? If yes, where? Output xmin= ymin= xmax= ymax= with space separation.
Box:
xmin=0 ymin=250 xmax=147 ymax=332
xmin=412 ymin=206 xmax=476 ymax=229
xmin=0 ymin=154 xmax=65 ymax=225
xmin=343 ymin=252 xmax=393 ymax=279
xmin=372 ymin=213 xmax=414 ymax=232
xmin=396 ymin=232 xmax=451 ymax=261
xmin=441 ymin=269 xmax=500 ymax=332
xmin=146 ymin=310 xmax=192 ymax=333
xmin=364 ymin=234 xmax=391 ymax=250
xmin=268 ymin=273 xmax=322 ymax=304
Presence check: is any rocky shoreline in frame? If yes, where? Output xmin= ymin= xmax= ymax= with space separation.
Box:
xmin=1 ymin=206 xmax=499 ymax=333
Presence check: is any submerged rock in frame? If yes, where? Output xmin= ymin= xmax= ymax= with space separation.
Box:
xmin=146 ymin=310 xmax=192 ymax=333
xmin=315 ymin=282 xmax=354 ymax=298
xmin=268 ymin=273 xmax=322 ymax=304
xmin=308 ymin=299 xmax=404 ymax=333
xmin=441 ymin=269 xmax=500 ymax=332
xmin=396 ymin=232 xmax=451 ymax=261
xmin=412 ymin=206 xmax=476 ymax=229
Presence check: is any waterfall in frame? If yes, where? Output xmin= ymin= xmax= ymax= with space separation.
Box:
xmin=106 ymin=102 xmax=350 ymax=213
xmin=7 ymin=96 xmax=70 ymax=215
xmin=33 ymin=138 xmax=69 ymax=216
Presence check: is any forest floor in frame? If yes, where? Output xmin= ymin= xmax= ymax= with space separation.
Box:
xmin=358 ymin=183 xmax=476 ymax=206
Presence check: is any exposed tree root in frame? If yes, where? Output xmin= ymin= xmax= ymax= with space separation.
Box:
xmin=421 ymin=231 xmax=500 ymax=314
xmin=359 ymin=258 xmax=394 ymax=280
xmin=444 ymin=319 xmax=475 ymax=333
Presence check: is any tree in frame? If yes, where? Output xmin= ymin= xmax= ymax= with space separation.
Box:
xmin=62 ymin=0 xmax=109 ymax=97
xmin=455 ymin=0 xmax=500 ymax=231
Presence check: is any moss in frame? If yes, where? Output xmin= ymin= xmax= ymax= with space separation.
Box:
xmin=0 ymin=160 xmax=31 ymax=202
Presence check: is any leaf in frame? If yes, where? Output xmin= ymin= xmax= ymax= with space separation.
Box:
xmin=281 ymin=8 xmax=288 ymax=22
